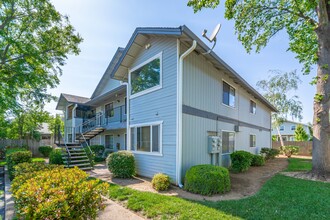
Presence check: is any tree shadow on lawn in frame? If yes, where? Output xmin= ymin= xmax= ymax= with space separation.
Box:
xmin=191 ymin=174 xmax=330 ymax=220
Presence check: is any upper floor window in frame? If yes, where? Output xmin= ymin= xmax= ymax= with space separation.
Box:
xmin=291 ymin=125 xmax=296 ymax=130
xmin=250 ymin=100 xmax=256 ymax=114
xmin=105 ymin=102 xmax=114 ymax=118
xmin=130 ymin=53 xmax=162 ymax=97
xmin=280 ymin=125 xmax=285 ymax=131
xmin=223 ymin=81 xmax=235 ymax=108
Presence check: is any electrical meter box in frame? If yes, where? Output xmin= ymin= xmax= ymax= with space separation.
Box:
xmin=208 ymin=136 xmax=221 ymax=154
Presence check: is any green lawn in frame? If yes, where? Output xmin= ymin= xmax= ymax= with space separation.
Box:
xmin=107 ymin=172 xmax=330 ymax=219
xmin=285 ymin=158 xmax=312 ymax=172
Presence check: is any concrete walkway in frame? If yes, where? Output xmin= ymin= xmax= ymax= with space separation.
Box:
xmin=5 ymin=167 xmax=14 ymax=220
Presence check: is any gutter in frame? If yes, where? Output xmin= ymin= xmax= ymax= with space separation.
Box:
xmin=176 ymin=40 xmax=197 ymax=188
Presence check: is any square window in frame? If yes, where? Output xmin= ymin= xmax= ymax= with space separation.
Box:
xmin=280 ymin=125 xmax=285 ymax=131
xmin=131 ymin=58 xmax=161 ymax=95
xmin=130 ymin=123 xmax=161 ymax=154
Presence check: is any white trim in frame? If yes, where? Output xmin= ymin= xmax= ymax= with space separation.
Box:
xmin=249 ymin=99 xmax=257 ymax=115
xmin=104 ymin=101 xmax=114 ymax=118
xmin=221 ymin=130 xmax=236 ymax=154
xmin=132 ymin=151 xmax=163 ymax=157
xmin=129 ymin=121 xmax=163 ymax=155
xmin=222 ymin=79 xmax=236 ymax=108
xmin=249 ymin=134 xmax=257 ymax=148
xmin=129 ymin=52 xmax=163 ymax=99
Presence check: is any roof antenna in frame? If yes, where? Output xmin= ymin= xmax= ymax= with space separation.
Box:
xmin=202 ymin=23 xmax=221 ymax=55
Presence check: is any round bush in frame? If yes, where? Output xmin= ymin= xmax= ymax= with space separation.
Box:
xmin=49 ymin=149 xmax=64 ymax=165
xmin=251 ymin=155 xmax=265 ymax=166
xmin=184 ymin=165 xmax=230 ymax=196
xmin=152 ymin=173 xmax=171 ymax=191
xmin=106 ymin=151 xmax=135 ymax=178
xmin=38 ymin=146 xmax=53 ymax=157
xmin=6 ymin=151 xmax=32 ymax=180
xmin=230 ymin=150 xmax=253 ymax=172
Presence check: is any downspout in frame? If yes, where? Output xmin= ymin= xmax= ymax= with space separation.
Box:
xmin=121 ymin=81 xmax=130 ymax=150
xmin=72 ymin=104 xmax=78 ymax=143
xmin=176 ymin=40 xmax=197 ymax=188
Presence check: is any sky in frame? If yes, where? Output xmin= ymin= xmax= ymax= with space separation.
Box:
xmin=48 ymin=0 xmax=315 ymax=124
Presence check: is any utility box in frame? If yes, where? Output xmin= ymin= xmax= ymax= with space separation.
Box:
xmin=208 ymin=136 xmax=221 ymax=154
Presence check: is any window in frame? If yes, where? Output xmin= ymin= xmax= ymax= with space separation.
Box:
xmin=223 ymin=81 xmax=235 ymax=107
xmin=124 ymin=97 xmax=127 ymax=114
xmin=124 ymin=133 xmax=127 ymax=150
xmin=130 ymin=55 xmax=161 ymax=96
xmin=250 ymin=135 xmax=256 ymax=148
xmin=250 ymin=100 xmax=256 ymax=114
xmin=280 ymin=125 xmax=285 ymax=131
xmin=130 ymin=123 xmax=161 ymax=154
xmin=105 ymin=135 xmax=114 ymax=149
xmin=222 ymin=131 xmax=235 ymax=154
xmin=291 ymin=125 xmax=296 ymax=130
xmin=105 ymin=103 xmax=114 ymax=118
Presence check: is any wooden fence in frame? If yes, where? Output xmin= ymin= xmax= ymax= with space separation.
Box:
xmin=272 ymin=141 xmax=312 ymax=156
xmin=0 ymin=139 xmax=54 ymax=157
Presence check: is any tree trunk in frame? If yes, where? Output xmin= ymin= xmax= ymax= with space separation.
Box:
xmin=312 ymin=22 xmax=330 ymax=176
xmin=276 ymin=126 xmax=284 ymax=147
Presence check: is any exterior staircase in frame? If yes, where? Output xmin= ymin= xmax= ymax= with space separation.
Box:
xmin=61 ymin=144 xmax=93 ymax=171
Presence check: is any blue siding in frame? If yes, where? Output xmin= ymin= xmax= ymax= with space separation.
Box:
xmin=129 ymin=37 xmax=178 ymax=182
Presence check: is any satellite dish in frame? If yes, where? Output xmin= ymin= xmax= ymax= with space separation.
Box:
xmin=202 ymin=23 xmax=221 ymax=54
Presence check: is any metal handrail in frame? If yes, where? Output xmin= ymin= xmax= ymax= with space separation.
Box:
xmin=80 ymin=131 xmax=94 ymax=168
xmin=76 ymin=112 xmax=103 ymax=128
xmin=58 ymin=126 xmax=71 ymax=166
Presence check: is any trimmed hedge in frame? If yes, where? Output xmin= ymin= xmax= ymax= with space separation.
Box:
xmin=260 ymin=148 xmax=280 ymax=160
xmin=38 ymin=146 xmax=53 ymax=157
xmin=230 ymin=151 xmax=253 ymax=172
xmin=11 ymin=167 xmax=108 ymax=219
xmin=106 ymin=151 xmax=135 ymax=178
xmin=6 ymin=150 xmax=32 ymax=180
xmin=152 ymin=173 xmax=171 ymax=191
xmin=49 ymin=149 xmax=64 ymax=165
xmin=184 ymin=164 xmax=230 ymax=196
xmin=251 ymin=155 xmax=265 ymax=166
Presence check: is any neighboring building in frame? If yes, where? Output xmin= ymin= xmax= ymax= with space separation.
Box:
xmin=272 ymin=121 xmax=311 ymax=141
xmin=56 ymin=26 xmax=277 ymax=185
xmin=38 ymin=123 xmax=54 ymax=146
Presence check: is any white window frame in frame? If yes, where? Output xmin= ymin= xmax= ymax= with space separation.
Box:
xmin=280 ymin=125 xmax=285 ymax=131
xmin=249 ymin=134 xmax=256 ymax=148
xmin=104 ymin=102 xmax=114 ymax=118
xmin=105 ymin=134 xmax=114 ymax=150
xmin=250 ymin=99 xmax=257 ymax=114
xmin=129 ymin=52 xmax=163 ymax=99
xmin=222 ymin=80 xmax=236 ymax=109
xmin=291 ymin=125 xmax=296 ymax=130
xmin=221 ymin=130 xmax=236 ymax=155
xmin=129 ymin=121 xmax=163 ymax=156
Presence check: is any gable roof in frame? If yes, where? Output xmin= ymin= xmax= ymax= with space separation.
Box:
xmin=108 ymin=25 xmax=277 ymax=112
xmin=56 ymin=93 xmax=90 ymax=110
xmin=91 ymin=47 xmax=125 ymax=99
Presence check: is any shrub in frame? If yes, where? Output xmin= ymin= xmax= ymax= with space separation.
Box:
xmin=281 ymin=145 xmax=300 ymax=158
xmin=230 ymin=150 xmax=253 ymax=172
xmin=0 ymin=146 xmax=6 ymax=159
xmin=184 ymin=164 xmax=230 ymax=195
xmin=32 ymin=158 xmax=46 ymax=163
xmin=152 ymin=173 xmax=171 ymax=191
xmin=251 ymin=155 xmax=265 ymax=166
xmin=12 ymin=162 xmax=60 ymax=182
xmin=90 ymin=145 xmax=105 ymax=157
xmin=260 ymin=148 xmax=280 ymax=160
xmin=12 ymin=167 xmax=108 ymax=219
xmin=6 ymin=151 xmax=32 ymax=180
xmin=49 ymin=149 xmax=64 ymax=165
xmin=106 ymin=151 xmax=135 ymax=178
xmin=6 ymin=147 xmax=27 ymax=156
xmin=38 ymin=146 xmax=53 ymax=157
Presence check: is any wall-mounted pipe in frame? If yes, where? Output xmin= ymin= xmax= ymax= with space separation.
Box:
xmin=176 ymin=40 xmax=197 ymax=188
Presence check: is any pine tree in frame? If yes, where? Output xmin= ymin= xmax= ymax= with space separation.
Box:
xmin=295 ymin=124 xmax=309 ymax=141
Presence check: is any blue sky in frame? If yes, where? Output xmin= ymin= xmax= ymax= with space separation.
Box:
xmin=49 ymin=0 xmax=315 ymax=123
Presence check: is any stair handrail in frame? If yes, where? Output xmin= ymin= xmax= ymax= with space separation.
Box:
xmin=79 ymin=131 xmax=94 ymax=168
xmin=76 ymin=112 xmax=103 ymax=128
xmin=58 ymin=126 xmax=71 ymax=166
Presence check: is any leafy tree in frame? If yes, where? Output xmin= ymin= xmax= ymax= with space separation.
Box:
xmin=0 ymin=0 xmax=82 ymax=113
xmin=256 ymin=70 xmax=303 ymax=146
xmin=49 ymin=114 xmax=64 ymax=135
xmin=187 ymin=0 xmax=330 ymax=176
xmin=295 ymin=124 xmax=309 ymax=141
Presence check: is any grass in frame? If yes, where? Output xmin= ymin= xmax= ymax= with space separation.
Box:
xmin=285 ymin=158 xmax=312 ymax=172
xmin=107 ymin=174 xmax=330 ymax=219
xmin=0 ymin=157 xmax=45 ymax=166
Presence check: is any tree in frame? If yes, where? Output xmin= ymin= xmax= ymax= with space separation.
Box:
xmin=0 ymin=0 xmax=82 ymax=113
xmin=187 ymin=0 xmax=330 ymax=177
xmin=256 ymin=70 xmax=303 ymax=146
xmin=295 ymin=124 xmax=309 ymax=141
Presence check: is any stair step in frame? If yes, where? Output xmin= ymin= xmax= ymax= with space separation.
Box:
xmin=80 ymin=167 xmax=93 ymax=171
xmin=66 ymin=146 xmax=83 ymax=148
xmin=64 ymin=159 xmax=90 ymax=163
xmin=62 ymin=156 xmax=87 ymax=159
xmin=66 ymin=163 xmax=92 ymax=167
xmin=64 ymin=152 xmax=87 ymax=156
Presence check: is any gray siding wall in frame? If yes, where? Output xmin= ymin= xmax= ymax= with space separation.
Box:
xmin=181 ymin=44 xmax=272 ymax=176
xmin=129 ymin=36 xmax=177 ymax=182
